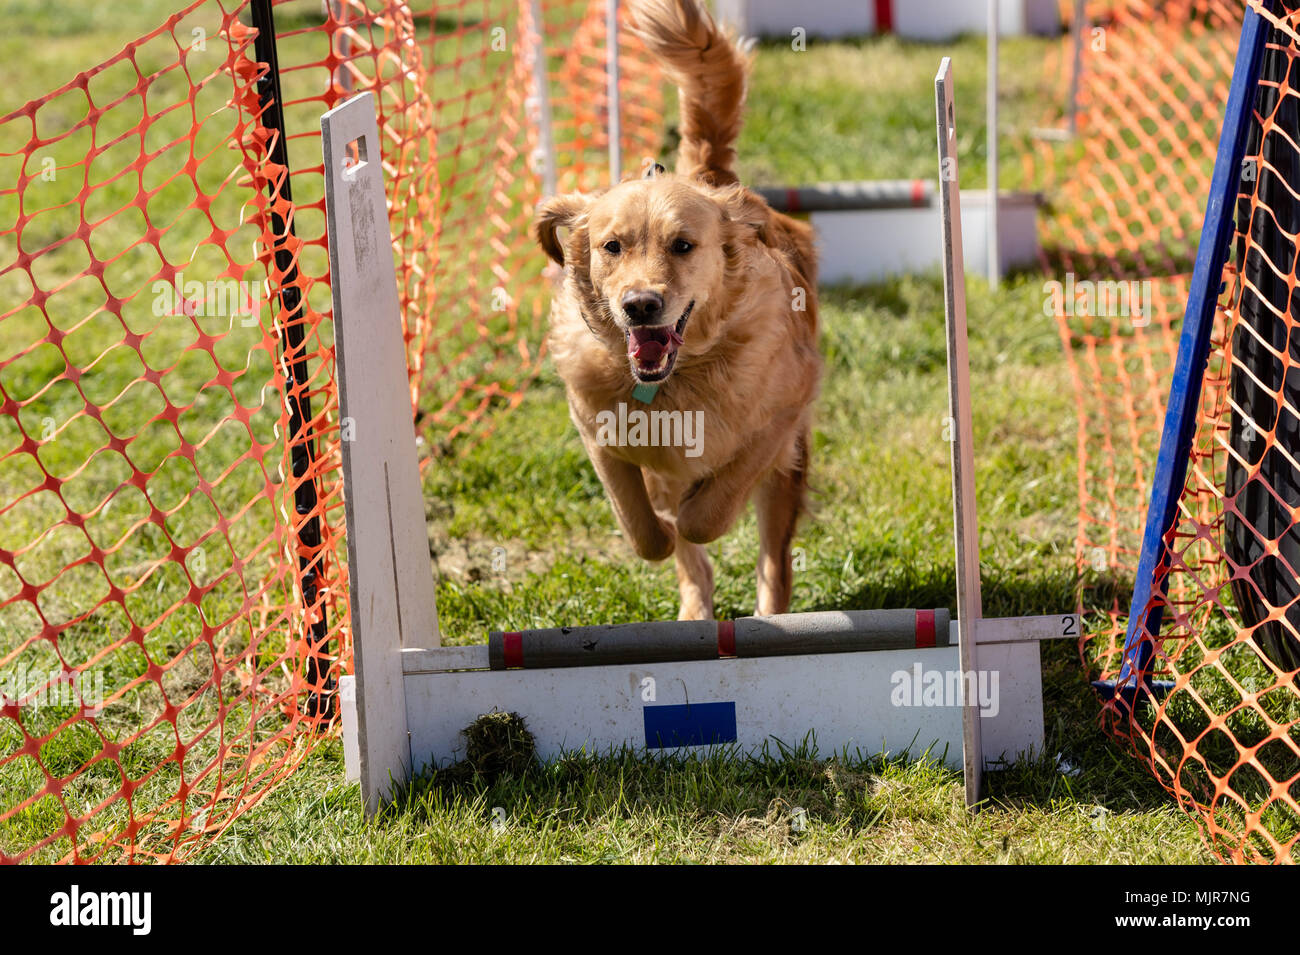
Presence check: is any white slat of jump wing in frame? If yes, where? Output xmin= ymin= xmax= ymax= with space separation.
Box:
xmin=339 ymin=675 xmax=359 ymax=783
xmin=974 ymin=614 xmax=1080 ymax=766
xmin=977 ymin=640 xmax=1045 ymax=768
xmin=976 ymin=613 xmax=1080 ymax=644
xmin=950 ymin=621 xmax=1053 ymax=766
xmin=404 ymin=647 xmax=965 ymax=772
xmin=324 ymin=92 xmax=438 ymax=813
xmin=402 ymin=645 xmax=491 ymax=673
xmin=936 ymin=59 xmax=985 ymax=808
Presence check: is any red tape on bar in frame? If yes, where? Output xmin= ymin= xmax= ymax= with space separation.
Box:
xmin=785 ymin=188 xmax=801 ymax=213
xmin=717 ymin=619 xmax=736 ymax=657
xmin=910 ymin=178 xmax=926 ymax=205
xmin=503 ymin=631 xmax=524 ymax=669
xmin=915 ymin=610 xmax=936 ymax=648
xmin=875 ymin=0 xmax=894 ymax=33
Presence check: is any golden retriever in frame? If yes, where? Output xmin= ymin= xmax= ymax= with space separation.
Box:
xmin=532 ymin=0 xmax=821 ymax=620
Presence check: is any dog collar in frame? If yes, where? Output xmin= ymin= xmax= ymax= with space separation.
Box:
xmin=631 ymin=382 xmax=659 ymax=404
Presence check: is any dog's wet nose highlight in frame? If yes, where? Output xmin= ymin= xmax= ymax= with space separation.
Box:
xmin=621 ymin=289 xmax=665 ymax=324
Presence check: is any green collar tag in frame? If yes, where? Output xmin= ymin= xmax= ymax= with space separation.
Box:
xmin=631 ymin=382 xmax=660 ymax=404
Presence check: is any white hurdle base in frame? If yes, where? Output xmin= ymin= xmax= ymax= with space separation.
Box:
xmin=340 ymin=614 xmax=1076 ymax=783
xmin=407 ymin=645 xmax=965 ymax=770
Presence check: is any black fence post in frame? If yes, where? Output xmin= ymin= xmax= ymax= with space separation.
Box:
xmin=250 ymin=0 xmax=334 ymax=719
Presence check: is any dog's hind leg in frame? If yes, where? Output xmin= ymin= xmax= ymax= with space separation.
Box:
xmin=754 ymin=428 xmax=808 ymax=616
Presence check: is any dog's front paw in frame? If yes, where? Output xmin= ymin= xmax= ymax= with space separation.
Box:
xmin=628 ymin=520 xmax=676 ymax=561
xmin=676 ymin=486 xmax=729 ymax=545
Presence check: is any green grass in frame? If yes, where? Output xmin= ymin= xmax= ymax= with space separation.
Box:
xmin=196 ymin=720 xmax=1209 ymax=865
xmin=0 ymin=2 xmax=1220 ymax=863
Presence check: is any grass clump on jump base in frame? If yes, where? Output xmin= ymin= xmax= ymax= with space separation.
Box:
xmin=461 ymin=711 xmax=538 ymax=782
xmin=401 ymin=712 xmax=537 ymax=794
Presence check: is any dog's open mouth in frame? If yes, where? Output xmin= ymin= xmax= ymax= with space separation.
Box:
xmin=625 ymin=301 xmax=694 ymax=383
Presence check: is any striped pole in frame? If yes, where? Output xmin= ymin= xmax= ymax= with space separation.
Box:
xmin=755 ymin=179 xmax=932 ymax=213
xmin=489 ymin=609 xmax=951 ymax=670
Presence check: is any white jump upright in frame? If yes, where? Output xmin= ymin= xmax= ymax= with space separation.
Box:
xmin=525 ymin=0 xmax=558 ymax=198
xmin=328 ymin=64 xmax=1076 ymax=816
xmin=937 ymin=58 xmax=986 ymax=804
xmin=985 ymin=0 xmax=1001 ymax=288
xmin=322 ymin=92 xmax=440 ymax=813
xmin=606 ymin=0 xmax=622 ymax=183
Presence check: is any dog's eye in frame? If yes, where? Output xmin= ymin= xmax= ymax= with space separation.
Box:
xmin=672 ymin=239 xmax=693 ymax=254
xmin=603 ymin=240 xmax=621 ymax=255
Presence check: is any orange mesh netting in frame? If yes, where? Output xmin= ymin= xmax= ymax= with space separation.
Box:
xmin=1031 ymin=0 xmax=1300 ymax=862
xmin=0 ymin=0 xmax=661 ymax=863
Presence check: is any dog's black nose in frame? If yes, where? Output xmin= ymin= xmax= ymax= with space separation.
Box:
xmin=621 ymin=290 xmax=664 ymax=324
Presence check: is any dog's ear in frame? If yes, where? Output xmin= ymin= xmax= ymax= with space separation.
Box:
xmin=533 ymin=193 xmax=591 ymax=266
xmin=716 ymin=184 xmax=770 ymax=245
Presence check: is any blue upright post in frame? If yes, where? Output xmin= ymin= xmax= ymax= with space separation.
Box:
xmin=1096 ymin=6 xmax=1273 ymax=706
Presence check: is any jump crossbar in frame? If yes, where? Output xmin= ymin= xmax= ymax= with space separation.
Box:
xmin=755 ymin=179 xmax=933 ymax=213
xmin=489 ymin=609 xmax=952 ymax=670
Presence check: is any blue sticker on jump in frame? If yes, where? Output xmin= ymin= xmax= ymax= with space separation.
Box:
xmin=643 ymin=702 xmax=738 ymax=749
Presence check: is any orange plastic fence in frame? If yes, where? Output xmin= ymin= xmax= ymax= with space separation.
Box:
xmin=0 ymin=0 xmax=661 ymax=863
xmin=8 ymin=0 xmax=1297 ymax=869
xmin=1033 ymin=0 xmax=1299 ymax=862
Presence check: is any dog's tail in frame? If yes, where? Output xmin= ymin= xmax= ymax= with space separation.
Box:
xmin=628 ymin=0 xmax=748 ymax=186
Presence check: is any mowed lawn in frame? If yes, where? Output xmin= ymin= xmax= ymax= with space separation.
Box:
xmin=1 ymin=3 xmax=1211 ymax=863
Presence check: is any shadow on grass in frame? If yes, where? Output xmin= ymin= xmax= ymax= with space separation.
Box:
xmin=386 ymin=734 xmax=964 ymax=842
xmin=983 ymin=639 xmax=1184 ymax=815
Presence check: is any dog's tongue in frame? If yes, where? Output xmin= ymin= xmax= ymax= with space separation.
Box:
xmin=628 ymin=324 xmax=684 ymax=362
